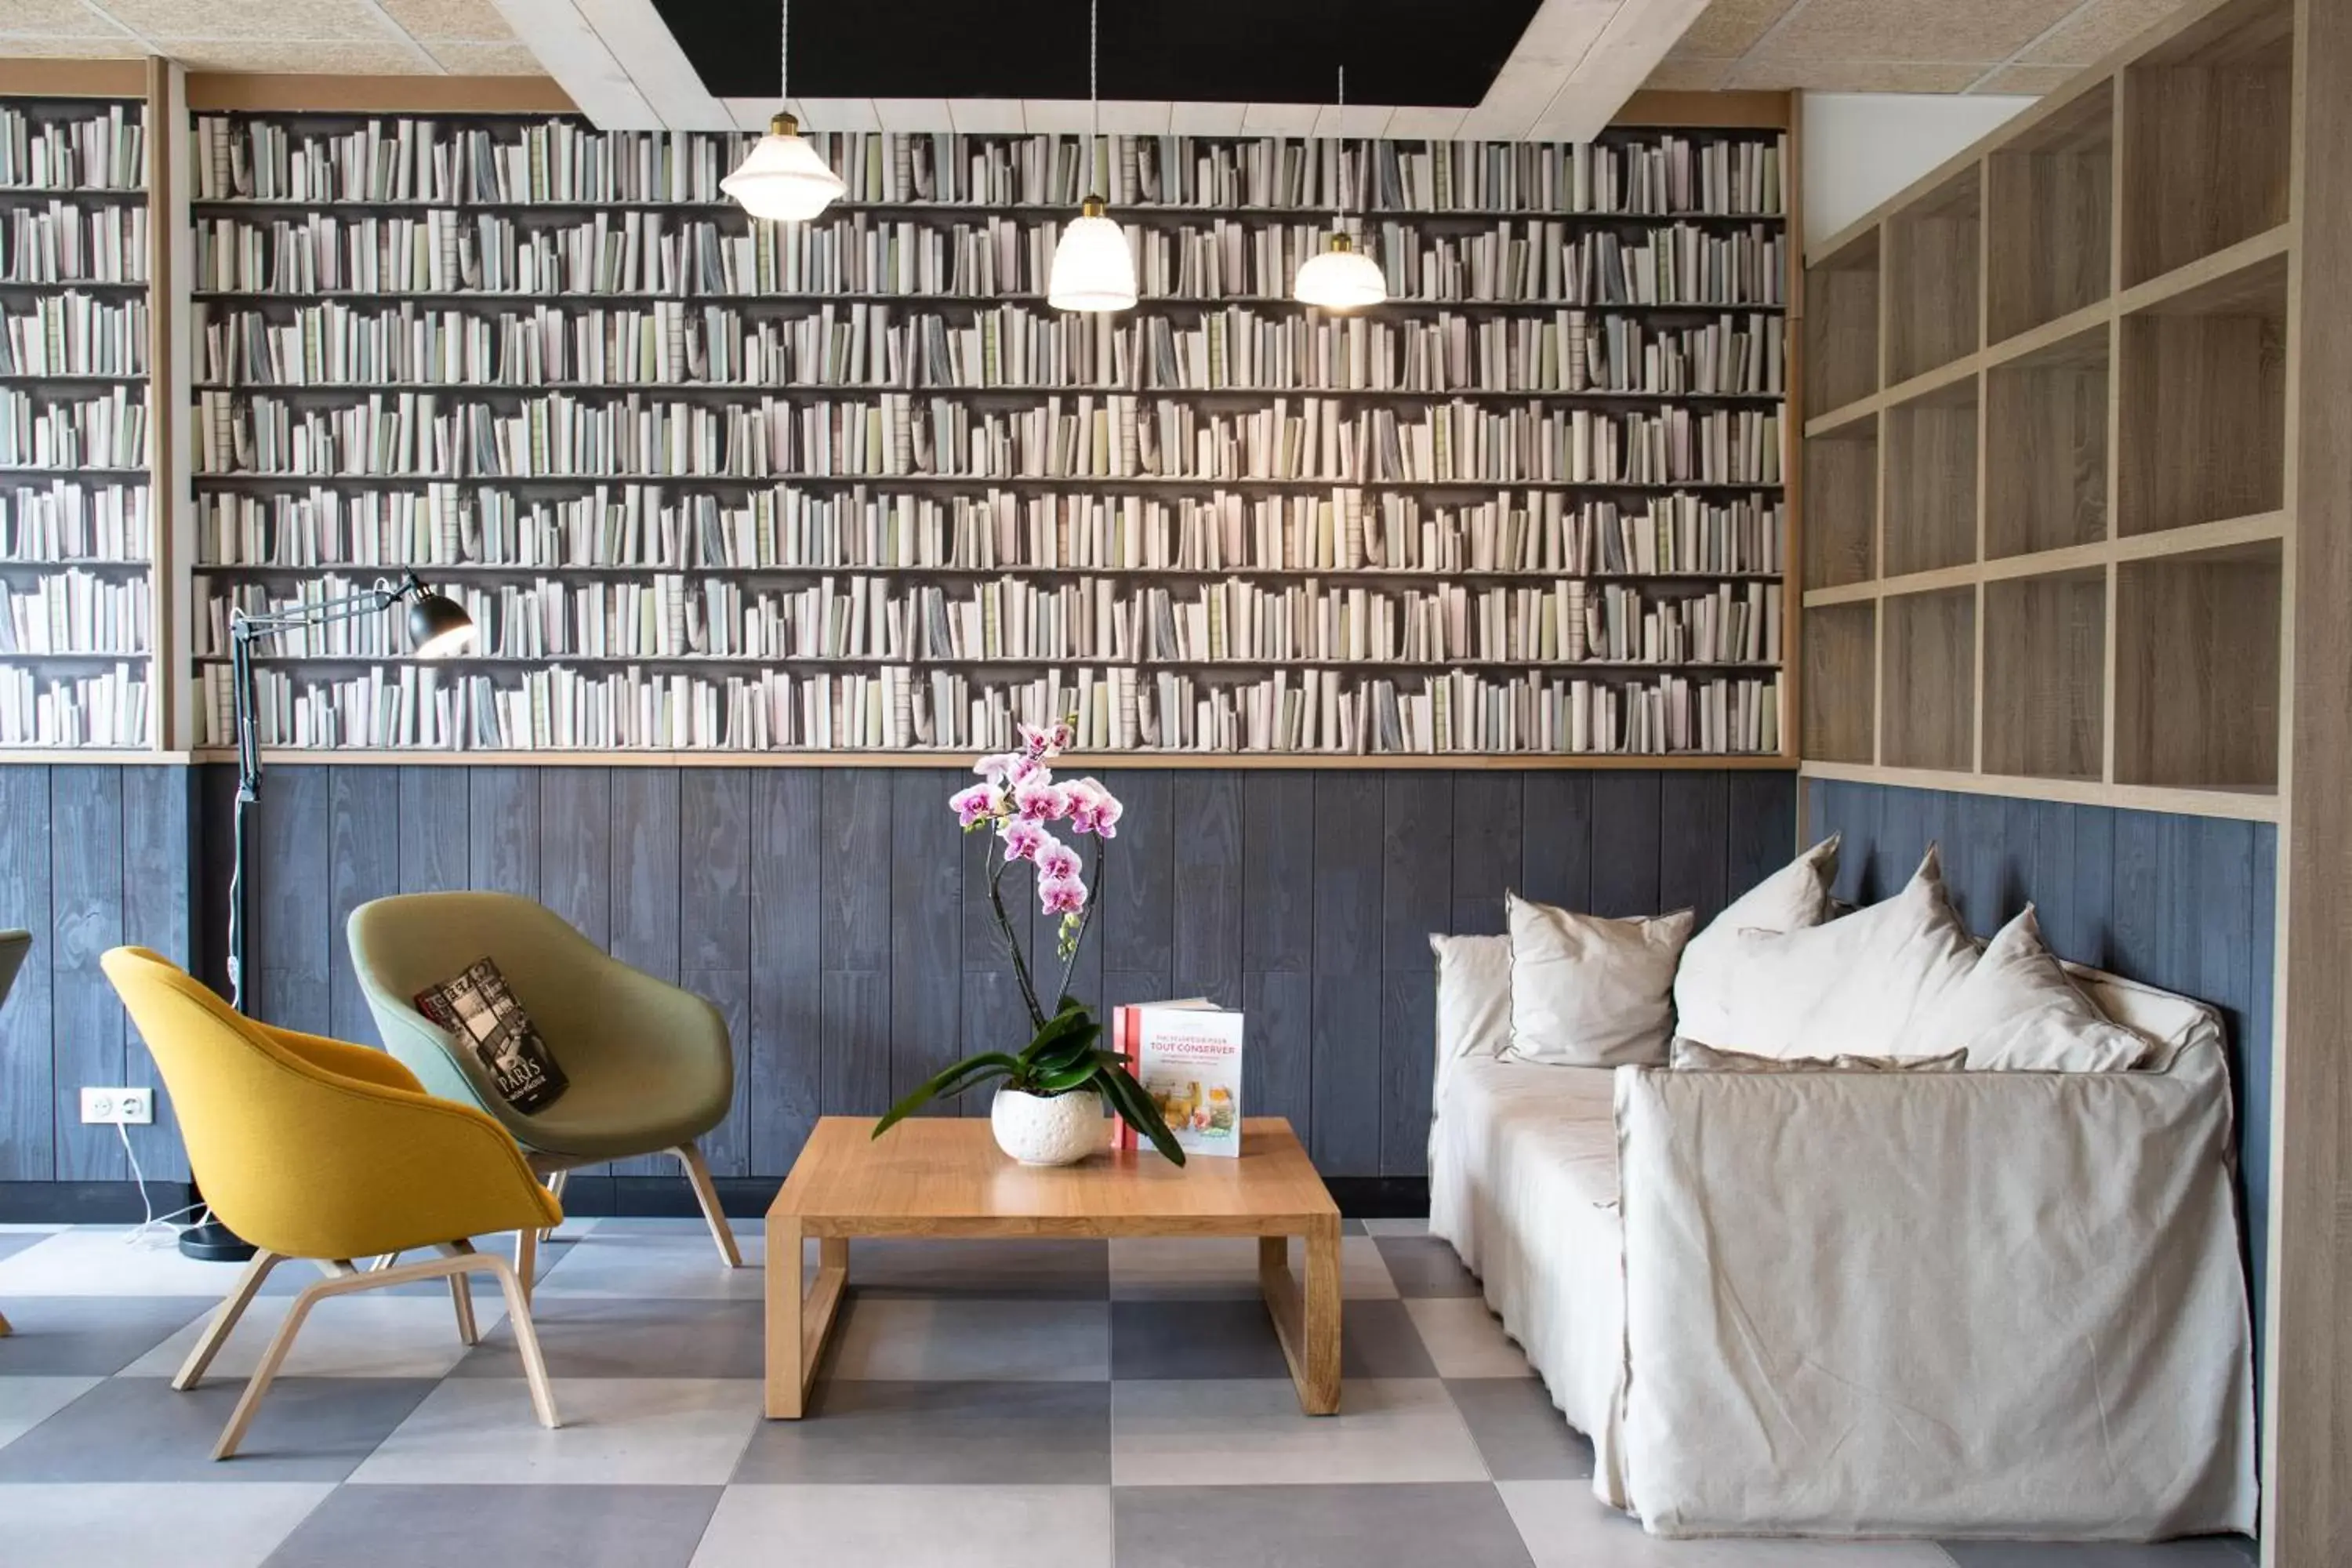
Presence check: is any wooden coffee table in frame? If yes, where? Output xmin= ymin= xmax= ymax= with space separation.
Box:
xmin=765 ymin=1114 xmax=1341 ymax=1418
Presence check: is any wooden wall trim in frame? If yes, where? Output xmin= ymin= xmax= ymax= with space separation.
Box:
xmin=183 ymin=73 xmax=575 ymax=114
xmin=0 ymin=59 xmax=147 ymax=97
xmin=1613 ymin=89 xmax=1792 ymax=130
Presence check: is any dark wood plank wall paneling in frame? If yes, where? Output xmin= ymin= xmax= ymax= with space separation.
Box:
xmin=0 ymin=763 xmax=1796 ymax=1186
xmin=1806 ymin=779 xmax=2278 ymax=1351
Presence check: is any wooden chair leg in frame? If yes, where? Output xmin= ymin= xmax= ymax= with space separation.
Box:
xmin=0 ymin=1308 xmax=11 ymax=1335
xmin=478 ymin=1251 xmax=560 ymax=1429
xmin=172 ymin=1249 xmax=285 ymax=1392
xmin=539 ymin=1169 xmax=569 ymax=1243
xmin=212 ymin=1272 xmax=326 ymax=1460
xmin=676 ymin=1142 xmax=742 ymax=1269
xmin=433 ymin=1243 xmax=478 ymax=1346
xmin=514 ymin=1223 xmax=539 ymax=1304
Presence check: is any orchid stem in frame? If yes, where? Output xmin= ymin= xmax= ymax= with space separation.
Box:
xmin=988 ymin=838 xmax=1048 ymax=1031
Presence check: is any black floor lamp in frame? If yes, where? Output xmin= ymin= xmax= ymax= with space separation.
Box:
xmin=180 ymin=572 xmax=475 ymax=1262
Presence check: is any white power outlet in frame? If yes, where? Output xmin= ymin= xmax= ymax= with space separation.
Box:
xmin=79 ymin=1087 xmax=153 ymax=1125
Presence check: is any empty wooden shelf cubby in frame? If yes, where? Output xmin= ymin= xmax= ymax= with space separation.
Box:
xmin=1806 ymin=229 xmax=1880 ymax=418
xmin=1803 ymin=415 xmax=1878 ymax=590
xmin=1986 ymin=80 xmax=2114 ymax=344
xmin=1985 ymin=326 xmax=2108 ymax=558
xmin=1882 ymin=380 xmax=1979 ymax=578
xmin=1802 ymin=601 xmax=1876 ymax=765
xmin=1880 ymin=586 xmax=1976 ymax=771
xmin=2118 ymin=252 xmax=2285 ymax=537
xmin=2114 ymin=542 xmax=2281 ymax=789
xmin=1883 ymin=165 xmax=1981 ymax=386
xmin=1984 ymin=569 xmax=2105 ymax=781
xmin=2121 ymin=0 xmax=2292 ymax=288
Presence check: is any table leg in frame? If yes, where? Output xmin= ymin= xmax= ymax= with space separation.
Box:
xmin=765 ymin=1220 xmax=850 ymax=1420
xmin=1261 ymin=1220 xmax=1341 ymax=1415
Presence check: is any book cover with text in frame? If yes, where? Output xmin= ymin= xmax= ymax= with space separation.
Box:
xmin=1111 ymin=999 xmax=1244 ymax=1158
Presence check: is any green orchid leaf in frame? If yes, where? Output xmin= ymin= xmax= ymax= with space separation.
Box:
xmin=1030 ymin=1053 xmax=1104 ymax=1094
xmin=872 ymin=1051 xmax=1020 ymax=1137
xmin=1092 ymin=1053 xmax=1188 ymax=1167
xmin=1025 ymin=1022 xmax=1102 ymax=1076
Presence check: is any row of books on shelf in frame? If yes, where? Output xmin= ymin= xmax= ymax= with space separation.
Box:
xmin=0 ymin=566 xmax=148 ymax=654
xmin=0 ymin=106 xmax=143 ymax=194
xmin=0 ymin=480 xmax=151 ymax=563
xmin=192 ymin=209 xmax=1786 ymax=310
xmin=193 ymin=298 xmax=1785 ymax=401
xmin=0 ymin=386 xmax=148 ymax=470
xmin=0 ymin=292 xmax=148 ymax=377
xmin=2 ymin=200 xmax=148 ymax=285
xmin=195 ymin=389 xmax=1784 ymax=488
xmin=198 ymin=571 xmax=1781 ymax=668
xmin=194 ymin=485 xmax=1781 ymax=579
xmin=0 ymin=662 xmax=147 ymax=748
xmin=194 ymin=117 xmax=1786 ymax=219
xmin=201 ymin=659 xmax=1781 ymax=757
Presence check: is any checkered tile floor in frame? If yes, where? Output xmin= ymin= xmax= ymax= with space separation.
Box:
xmin=0 ymin=1218 xmax=2258 ymax=1567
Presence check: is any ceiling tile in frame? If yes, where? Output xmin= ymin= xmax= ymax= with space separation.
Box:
xmin=1751 ymin=0 xmax=2079 ymax=64
xmin=2021 ymin=0 xmax=2180 ymax=62
xmin=1726 ymin=54 xmax=1988 ymax=89
xmin=162 ymin=37 xmax=435 ymax=71
xmin=1973 ymin=61 xmax=2089 ymax=92
xmin=425 ymin=38 xmax=543 ymax=74
xmin=1642 ymin=54 xmax=1735 ymax=89
xmin=97 ymin=0 xmax=388 ymax=41
xmin=379 ymin=0 xmax=514 ymax=38
xmin=0 ymin=29 xmax=140 ymax=53
xmin=0 ymin=0 xmax=129 ymax=35
xmin=1671 ymin=0 xmax=1798 ymax=57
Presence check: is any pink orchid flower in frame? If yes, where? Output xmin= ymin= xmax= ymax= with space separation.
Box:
xmin=1035 ymin=837 xmax=1083 ymax=883
xmin=1018 ymin=719 xmax=1074 ymax=760
xmin=1038 ymin=873 xmax=1088 ymax=915
xmin=948 ymin=783 xmax=999 ymax=828
xmin=1064 ymin=776 xmax=1123 ymax=837
xmin=972 ymin=751 xmax=1020 ymax=782
xmin=999 ymin=818 xmax=1049 ymax=862
xmin=1012 ymin=775 xmax=1070 ymax=822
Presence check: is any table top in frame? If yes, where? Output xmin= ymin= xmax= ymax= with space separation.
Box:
xmin=768 ymin=1115 xmax=1338 ymax=1237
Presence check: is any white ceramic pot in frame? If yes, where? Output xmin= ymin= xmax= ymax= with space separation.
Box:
xmin=991 ymin=1086 xmax=1102 ymax=1167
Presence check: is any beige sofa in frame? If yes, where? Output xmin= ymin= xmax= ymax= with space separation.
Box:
xmin=1428 ymin=960 xmax=2259 ymax=1541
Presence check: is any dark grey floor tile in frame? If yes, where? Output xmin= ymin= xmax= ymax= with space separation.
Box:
xmin=1111 ymin=1298 xmax=1436 ymax=1380
xmin=1114 ymin=1483 xmax=1534 ymax=1568
xmin=844 ymin=1237 xmax=1110 ymax=1298
xmin=1375 ymin=1235 xmax=1482 ymax=1298
xmin=450 ymin=1298 xmax=764 ymax=1380
xmin=0 ymin=1297 xmax=218 ymax=1375
xmin=0 ymin=1374 xmax=436 ymax=1482
xmin=1445 ymin=1378 xmax=1595 ymax=1480
xmin=1942 ymin=1540 xmax=2257 ymax=1567
xmin=735 ymin=1380 xmax=1112 ymax=1484
xmin=0 ymin=1232 xmax=55 ymax=1265
xmin=263 ymin=1483 xmax=721 ymax=1568
xmin=1341 ymin=1218 xmax=1367 ymax=1236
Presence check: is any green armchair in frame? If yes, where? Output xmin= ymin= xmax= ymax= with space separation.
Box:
xmin=347 ymin=892 xmax=742 ymax=1290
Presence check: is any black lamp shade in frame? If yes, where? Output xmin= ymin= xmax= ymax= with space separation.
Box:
xmin=407 ymin=590 xmax=476 ymax=659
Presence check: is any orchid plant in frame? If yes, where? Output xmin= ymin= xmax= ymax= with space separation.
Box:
xmin=872 ymin=718 xmax=1186 ymax=1164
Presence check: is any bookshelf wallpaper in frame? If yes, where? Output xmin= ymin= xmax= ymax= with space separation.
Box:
xmin=184 ymin=114 xmax=1791 ymax=761
xmin=0 ymin=96 xmax=154 ymax=751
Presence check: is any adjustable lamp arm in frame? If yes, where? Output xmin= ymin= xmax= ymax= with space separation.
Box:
xmin=228 ymin=573 xmax=437 ymax=801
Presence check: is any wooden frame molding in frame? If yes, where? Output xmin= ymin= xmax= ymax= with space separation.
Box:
xmin=183 ymin=74 xmax=575 ymax=114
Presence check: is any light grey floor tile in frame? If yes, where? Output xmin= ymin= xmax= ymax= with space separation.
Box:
xmin=0 ymin=1481 xmax=333 ymax=1568
xmin=252 ymin=1239 xmax=586 ymax=1298
xmin=1497 ymin=1480 xmax=1961 ymax=1566
xmin=1361 ymin=1218 xmax=1431 ymax=1237
xmin=0 ymin=1232 xmax=53 ymax=1264
xmin=262 ymin=1483 xmax=721 ymax=1568
xmin=0 ymin=1374 xmax=437 ymax=1482
xmin=530 ymin=1232 xmax=764 ymax=1301
xmin=1112 ymin=1377 xmax=1487 ymax=1486
xmin=691 ymin=1483 xmax=1112 ymax=1568
xmin=827 ymin=1296 xmax=1110 ymax=1382
xmin=122 ymin=1292 xmax=506 ymax=1381
xmin=1110 ymin=1298 xmax=1436 ymax=1381
xmin=450 ymin=1298 xmax=760 ymax=1381
xmin=0 ymin=1296 xmax=219 ymax=1374
xmin=350 ymin=1377 xmax=760 ymax=1486
xmin=733 ymin=1380 xmax=1110 ymax=1484
xmin=1114 ymin=1482 xmax=1535 ymax=1568
xmin=838 ymin=1236 xmax=1109 ymax=1298
xmin=1108 ymin=1236 xmax=1396 ymax=1300
xmin=1941 ymin=1541 xmax=2256 ymax=1566
xmin=1446 ymin=1378 xmax=1595 ymax=1480
xmin=0 ymin=1375 xmax=100 ymax=1451
xmin=0 ymin=1229 xmax=261 ymax=1296
xmin=1376 ymin=1234 xmax=1483 ymax=1298
xmin=1406 ymin=1296 xmax=1535 ymax=1378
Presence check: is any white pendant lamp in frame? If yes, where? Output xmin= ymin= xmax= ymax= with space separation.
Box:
xmin=721 ymin=0 xmax=845 ymax=223
xmin=1294 ymin=67 xmax=1388 ymax=310
xmin=1048 ymin=0 xmax=1137 ymax=312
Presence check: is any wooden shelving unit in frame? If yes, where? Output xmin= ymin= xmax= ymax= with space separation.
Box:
xmin=1795 ymin=0 xmax=2300 ymax=821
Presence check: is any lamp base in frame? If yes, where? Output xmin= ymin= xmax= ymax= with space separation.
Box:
xmin=178 ymin=1219 xmax=256 ymax=1263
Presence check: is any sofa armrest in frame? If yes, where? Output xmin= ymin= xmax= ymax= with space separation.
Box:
xmin=1609 ymin=1056 xmax=2256 ymax=1539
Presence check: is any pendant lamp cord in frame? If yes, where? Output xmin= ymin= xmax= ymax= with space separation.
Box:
xmin=1335 ymin=65 xmax=1348 ymax=231
xmin=1088 ymin=0 xmax=1102 ymax=198
xmin=779 ymin=0 xmax=790 ymax=106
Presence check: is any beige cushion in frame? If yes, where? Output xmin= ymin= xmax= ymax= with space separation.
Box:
xmin=1915 ymin=906 xmax=2154 ymax=1072
xmin=1671 ymin=1039 xmax=1969 ymax=1073
xmin=1686 ymin=847 xmax=1978 ymax=1061
xmin=1504 ymin=894 xmax=1694 ymax=1067
xmin=1673 ymin=833 xmax=1840 ymax=1046
xmin=1430 ymin=933 xmax=1512 ymax=1097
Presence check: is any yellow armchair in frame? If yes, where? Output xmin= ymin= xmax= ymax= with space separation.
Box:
xmin=102 ymin=946 xmax=563 ymax=1459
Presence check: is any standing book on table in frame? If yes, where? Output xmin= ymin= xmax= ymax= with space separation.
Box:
xmin=1111 ymin=999 xmax=1245 ymax=1157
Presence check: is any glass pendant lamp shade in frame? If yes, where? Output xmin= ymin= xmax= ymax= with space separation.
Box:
xmin=1049 ymin=197 xmax=1138 ymax=311
xmin=722 ymin=112 xmax=846 ymax=222
xmin=1294 ymin=232 xmax=1388 ymax=310
xmin=407 ymin=589 xmax=477 ymax=659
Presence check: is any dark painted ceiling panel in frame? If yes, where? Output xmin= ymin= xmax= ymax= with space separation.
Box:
xmin=655 ymin=1 xmax=1541 ymax=107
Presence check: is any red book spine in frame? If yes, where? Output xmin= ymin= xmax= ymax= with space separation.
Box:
xmin=1112 ymin=1004 xmax=1138 ymax=1151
